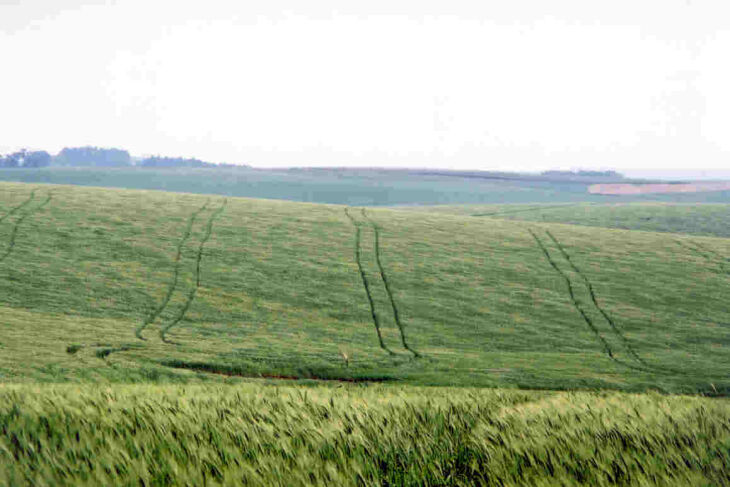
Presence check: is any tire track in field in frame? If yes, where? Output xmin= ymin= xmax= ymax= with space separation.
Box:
xmin=675 ymin=239 xmax=729 ymax=274
xmin=0 ymin=191 xmax=52 ymax=264
xmin=545 ymin=230 xmax=649 ymax=367
xmin=0 ymin=188 xmax=37 ymax=225
xmin=472 ymin=203 xmax=578 ymax=218
xmin=160 ymin=199 xmax=227 ymax=342
xmin=691 ymin=241 xmax=730 ymax=265
xmin=528 ymin=229 xmax=619 ymax=360
xmin=135 ymin=200 xmax=210 ymax=340
xmin=530 ymin=228 xmax=676 ymax=375
xmin=344 ymin=208 xmax=394 ymax=355
xmin=361 ymin=209 xmax=420 ymax=357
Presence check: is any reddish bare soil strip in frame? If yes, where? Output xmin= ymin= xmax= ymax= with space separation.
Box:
xmin=589 ymin=182 xmax=730 ymax=195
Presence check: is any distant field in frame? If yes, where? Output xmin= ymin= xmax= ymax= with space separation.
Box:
xmin=2 ymin=383 xmax=729 ymax=486
xmin=3 ymin=167 xmax=730 ymax=206
xmin=409 ymin=202 xmax=730 ymax=238
xmin=1 ymin=182 xmax=729 ymax=394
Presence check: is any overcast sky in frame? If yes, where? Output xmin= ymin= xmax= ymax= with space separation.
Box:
xmin=1 ymin=0 xmax=729 ymax=174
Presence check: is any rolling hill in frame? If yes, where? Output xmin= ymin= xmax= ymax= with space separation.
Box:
xmin=0 ymin=181 xmax=728 ymax=395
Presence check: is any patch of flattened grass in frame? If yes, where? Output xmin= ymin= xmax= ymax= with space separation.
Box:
xmin=159 ymin=359 xmax=397 ymax=383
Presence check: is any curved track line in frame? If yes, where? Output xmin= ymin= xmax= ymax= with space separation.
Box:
xmin=344 ymin=208 xmax=394 ymax=355
xmin=530 ymin=228 xmax=677 ymax=375
xmin=0 ymin=189 xmax=37 ymax=226
xmin=545 ymin=230 xmax=649 ymax=367
xmin=362 ymin=209 xmax=420 ymax=357
xmin=528 ymin=229 xmax=616 ymax=359
xmin=691 ymin=241 xmax=729 ymax=265
xmin=676 ymin=239 xmax=729 ymax=274
xmin=0 ymin=191 xmax=52 ymax=264
xmin=135 ymin=200 xmax=210 ymax=340
xmin=472 ymin=203 xmax=577 ymax=218
xmin=160 ymin=199 xmax=227 ymax=342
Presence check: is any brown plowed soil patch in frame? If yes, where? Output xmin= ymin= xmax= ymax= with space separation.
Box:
xmin=589 ymin=182 xmax=730 ymax=195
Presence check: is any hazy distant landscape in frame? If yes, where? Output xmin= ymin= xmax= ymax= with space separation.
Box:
xmin=4 ymin=0 xmax=730 ymax=483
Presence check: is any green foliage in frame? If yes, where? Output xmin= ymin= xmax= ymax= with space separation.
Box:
xmin=0 ymin=150 xmax=51 ymax=168
xmin=0 ymin=182 xmax=729 ymax=394
xmin=0 ymin=384 xmax=729 ymax=485
xmin=53 ymin=146 xmax=131 ymax=167
xmin=420 ymin=202 xmax=730 ymax=238
xmin=2 ymin=182 xmax=730 ymax=484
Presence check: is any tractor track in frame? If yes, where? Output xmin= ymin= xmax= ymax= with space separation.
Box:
xmin=344 ymin=208 xmax=394 ymax=355
xmin=545 ymin=230 xmax=649 ymax=367
xmin=135 ymin=200 xmax=210 ymax=340
xmin=528 ymin=229 xmax=615 ymax=360
xmin=160 ymin=199 xmax=227 ymax=342
xmin=676 ymin=239 xmax=729 ymax=274
xmin=0 ymin=189 xmax=37 ymax=225
xmin=0 ymin=191 xmax=52 ymax=264
xmin=362 ymin=209 xmax=420 ymax=357
xmin=531 ymin=228 xmax=683 ymax=375
xmin=691 ymin=241 xmax=729 ymax=264
xmin=472 ymin=203 xmax=577 ymax=218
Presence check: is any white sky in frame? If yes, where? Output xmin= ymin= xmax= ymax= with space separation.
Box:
xmin=1 ymin=0 xmax=729 ymax=174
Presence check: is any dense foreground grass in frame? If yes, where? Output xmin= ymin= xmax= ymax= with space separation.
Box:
xmin=1 ymin=383 xmax=729 ymax=486
xmin=1 ymin=182 xmax=730 ymax=393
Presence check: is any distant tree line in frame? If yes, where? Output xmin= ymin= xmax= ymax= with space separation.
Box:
xmin=0 ymin=146 xmax=247 ymax=169
xmin=54 ymin=147 xmax=131 ymax=167
xmin=0 ymin=149 xmax=52 ymax=168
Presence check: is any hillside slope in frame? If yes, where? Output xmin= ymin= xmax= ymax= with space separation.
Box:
xmin=0 ymin=182 xmax=728 ymax=394
xmin=408 ymin=202 xmax=730 ymax=238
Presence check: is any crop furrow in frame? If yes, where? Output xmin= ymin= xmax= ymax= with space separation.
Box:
xmin=362 ymin=209 xmax=420 ymax=357
xmin=344 ymin=208 xmax=394 ymax=355
xmin=135 ymin=200 xmax=210 ymax=340
xmin=0 ymin=191 xmax=52 ymax=264
xmin=545 ymin=230 xmax=649 ymax=367
xmin=0 ymin=188 xmax=37 ymax=225
xmin=160 ymin=199 xmax=227 ymax=342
